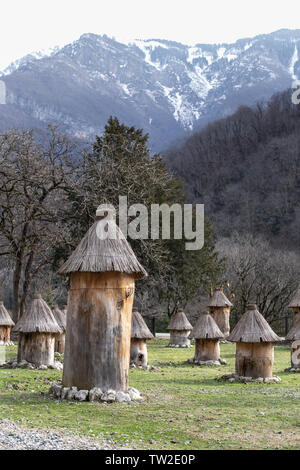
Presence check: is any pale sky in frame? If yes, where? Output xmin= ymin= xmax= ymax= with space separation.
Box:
xmin=1 ymin=0 xmax=300 ymax=69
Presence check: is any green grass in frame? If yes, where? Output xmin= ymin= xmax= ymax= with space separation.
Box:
xmin=0 ymin=340 xmax=299 ymax=450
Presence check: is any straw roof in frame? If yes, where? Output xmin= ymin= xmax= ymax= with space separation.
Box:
xmin=0 ymin=301 xmax=14 ymax=327
xmin=13 ymin=294 xmax=62 ymax=334
xmin=288 ymin=286 xmax=300 ymax=308
xmin=52 ymin=304 xmax=66 ymax=331
xmin=58 ymin=207 xmax=147 ymax=279
xmin=228 ymin=304 xmax=281 ymax=343
xmin=208 ymin=288 xmax=233 ymax=307
xmin=167 ymin=309 xmax=192 ymax=331
xmin=286 ymin=316 xmax=300 ymax=341
xmin=190 ymin=311 xmax=224 ymax=340
xmin=131 ymin=308 xmax=154 ymax=340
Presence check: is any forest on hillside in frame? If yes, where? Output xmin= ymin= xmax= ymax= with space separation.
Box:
xmin=166 ymin=88 xmax=300 ymax=250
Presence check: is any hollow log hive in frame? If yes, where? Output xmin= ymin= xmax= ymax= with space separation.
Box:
xmin=190 ymin=310 xmax=224 ymax=363
xmin=208 ymin=287 xmax=233 ymax=337
xmin=0 ymin=301 xmax=15 ymax=345
xmin=52 ymin=304 xmax=67 ymax=354
xmin=58 ymin=207 xmax=147 ymax=392
xmin=167 ymin=309 xmax=192 ymax=347
xmin=288 ymin=285 xmax=300 ymax=326
xmin=228 ymin=304 xmax=282 ymax=378
xmin=130 ymin=307 xmax=154 ymax=367
xmin=286 ymin=315 xmax=300 ymax=369
xmin=13 ymin=294 xmax=62 ymax=366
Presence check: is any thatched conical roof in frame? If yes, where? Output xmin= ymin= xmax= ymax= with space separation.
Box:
xmin=0 ymin=302 xmax=14 ymax=327
xmin=190 ymin=311 xmax=224 ymax=340
xmin=286 ymin=316 xmax=300 ymax=341
xmin=13 ymin=294 xmax=62 ymax=334
xmin=167 ymin=309 xmax=192 ymax=331
xmin=52 ymin=304 xmax=66 ymax=331
xmin=131 ymin=307 xmax=154 ymax=340
xmin=58 ymin=207 xmax=147 ymax=279
xmin=208 ymin=288 xmax=233 ymax=308
xmin=288 ymin=286 xmax=300 ymax=308
xmin=228 ymin=304 xmax=281 ymax=343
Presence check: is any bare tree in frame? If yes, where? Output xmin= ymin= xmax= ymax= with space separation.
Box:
xmin=0 ymin=127 xmax=77 ymax=321
xmin=217 ymin=233 xmax=300 ymax=326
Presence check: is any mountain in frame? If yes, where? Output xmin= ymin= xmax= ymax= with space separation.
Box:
xmin=0 ymin=29 xmax=299 ymax=151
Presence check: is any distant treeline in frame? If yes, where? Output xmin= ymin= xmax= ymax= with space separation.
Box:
xmin=166 ymin=89 xmax=300 ymax=249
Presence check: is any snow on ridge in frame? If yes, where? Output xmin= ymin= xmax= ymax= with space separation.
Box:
xmin=289 ymin=44 xmax=299 ymax=80
xmin=2 ymin=46 xmax=60 ymax=75
xmin=159 ymin=83 xmax=202 ymax=128
xmin=132 ymin=39 xmax=169 ymax=70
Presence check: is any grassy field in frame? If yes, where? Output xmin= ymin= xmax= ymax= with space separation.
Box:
xmin=0 ymin=339 xmax=299 ymax=450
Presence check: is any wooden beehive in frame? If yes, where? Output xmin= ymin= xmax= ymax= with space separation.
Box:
xmin=208 ymin=287 xmax=233 ymax=337
xmin=167 ymin=309 xmax=192 ymax=347
xmin=228 ymin=304 xmax=281 ymax=378
xmin=130 ymin=307 xmax=153 ymax=367
xmin=13 ymin=294 xmax=62 ymax=366
xmin=286 ymin=316 xmax=300 ymax=369
xmin=52 ymin=304 xmax=66 ymax=353
xmin=288 ymin=286 xmax=300 ymax=326
xmin=0 ymin=301 xmax=15 ymax=345
xmin=190 ymin=311 xmax=224 ymax=363
xmin=58 ymin=207 xmax=147 ymax=392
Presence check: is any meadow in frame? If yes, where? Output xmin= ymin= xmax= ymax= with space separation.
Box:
xmin=0 ymin=339 xmax=299 ymax=450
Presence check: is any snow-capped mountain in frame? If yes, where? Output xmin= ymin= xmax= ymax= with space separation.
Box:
xmin=0 ymin=29 xmax=299 ymax=151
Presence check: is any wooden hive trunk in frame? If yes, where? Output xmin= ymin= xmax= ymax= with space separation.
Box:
xmin=210 ymin=307 xmax=230 ymax=337
xmin=194 ymin=338 xmax=220 ymax=362
xmin=170 ymin=330 xmax=191 ymax=346
xmin=63 ymin=271 xmax=135 ymax=392
xmin=291 ymin=340 xmax=300 ymax=368
xmin=130 ymin=339 xmax=148 ymax=367
xmin=0 ymin=326 xmax=11 ymax=344
xmin=292 ymin=307 xmax=300 ymax=325
xmin=55 ymin=333 xmax=65 ymax=354
xmin=235 ymin=342 xmax=274 ymax=378
xmin=18 ymin=332 xmax=55 ymax=366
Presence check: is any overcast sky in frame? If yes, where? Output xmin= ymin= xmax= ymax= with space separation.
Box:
xmin=1 ymin=0 xmax=300 ymax=69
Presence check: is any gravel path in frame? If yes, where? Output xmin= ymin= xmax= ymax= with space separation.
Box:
xmin=0 ymin=420 xmax=126 ymax=450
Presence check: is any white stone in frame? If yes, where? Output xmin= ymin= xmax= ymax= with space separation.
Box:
xmin=75 ymin=390 xmax=89 ymax=401
xmin=38 ymin=365 xmax=48 ymax=370
xmin=18 ymin=360 xmax=29 ymax=368
xmin=66 ymin=387 xmax=78 ymax=400
xmin=116 ymin=391 xmax=131 ymax=403
xmin=128 ymin=387 xmax=142 ymax=401
xmin=61 ymin=387 xmax=70 ymax=400
xmin=89 ymin=387 xmax=103 ymax=402
xmin=101 ymin=390 xmax=116 ymax=402
xmin=50 ymin=384 xmax=62 ymax=398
